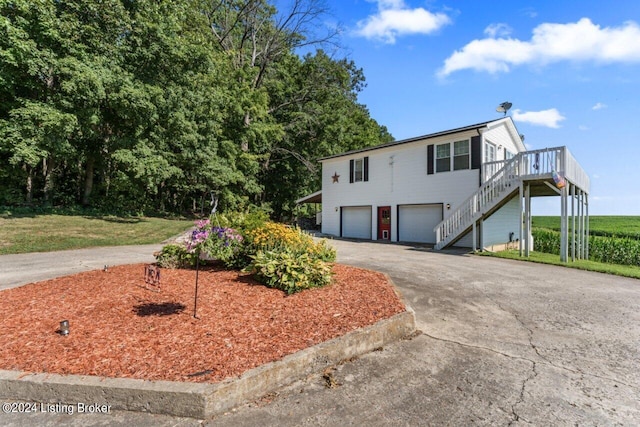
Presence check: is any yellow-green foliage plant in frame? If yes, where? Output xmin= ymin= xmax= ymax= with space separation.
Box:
xmin=246 ymin=222 xmax=336 ymax=261
xmin=245 ymin=222 xmax=336 ymax=293
xmin=248 ymin=250 xmax=333 ymax=294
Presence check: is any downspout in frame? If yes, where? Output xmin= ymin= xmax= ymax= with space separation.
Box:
xmin=477 ymin=128 xmax=485 ymax=186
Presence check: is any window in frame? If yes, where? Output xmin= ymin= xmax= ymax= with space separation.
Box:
xmin=354 ymin=158 xmax=363 ymax=181
xmin=435 ymin=140 xmax=470 ymax=172
xmin=349 ymin=157 xmax=369 ymax=183
xmin=484 ymin=142 xmax=496 ymax=163
xmin=436 ymin=143 xmax=451 ymax=172
xmin=453 ymin=140 xmax=470 ymax=170
xmin=505 ymin=150 xmax=515 ymax=160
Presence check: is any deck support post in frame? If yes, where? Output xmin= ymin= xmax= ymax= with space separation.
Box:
xmin=571 ymin=183 xmax=576 ymax=262
xmin=584 ymin=190 xmax=588 ymax=259
xmin=519 ymin=181 xmax=524 ymax=256
xmin=472 ymin=221 xmax=477 ymax=252
xmin=578 ymin=189 xmax=585 ymax=260
xmin=585 ymin=193 xmax=590 ymax=260
xmin=560 ymin=185 xmax=568 ymax=262
xmin=524 ymin=183 xmax=531 ymax=257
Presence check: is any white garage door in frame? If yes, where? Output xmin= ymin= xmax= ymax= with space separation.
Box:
xmin=341 ymin=206 xmax=372 ymax=239
xmin=398 ymin=204 xmax=442 ymax=243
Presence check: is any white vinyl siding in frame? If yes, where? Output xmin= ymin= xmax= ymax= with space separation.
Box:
xmin=483 ymin=196 xmax=521 ymax=246
xmin=321 ymin=138 xmax=480 ymax=239
xmin=341 ymin=206 xmax=372 ymax=239
xmin=319 ymin=120 xmax=525 ymax=241
xmin=483 ymin=119 xmax=526 ymax=159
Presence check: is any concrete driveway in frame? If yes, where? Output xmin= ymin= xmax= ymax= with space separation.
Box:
xmin=1 ymin=239 xmax=638 ymax=426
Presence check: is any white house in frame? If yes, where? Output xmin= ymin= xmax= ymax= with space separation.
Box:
xmin=298 ymin=117 xmax=590 ymax=259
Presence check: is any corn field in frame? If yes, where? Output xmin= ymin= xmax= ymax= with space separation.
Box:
xmin=532 ymin=224 xmax=640 ymax=267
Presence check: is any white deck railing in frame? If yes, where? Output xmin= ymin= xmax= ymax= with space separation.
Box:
xmin=435 ymin=146 xmax=589 ymax=250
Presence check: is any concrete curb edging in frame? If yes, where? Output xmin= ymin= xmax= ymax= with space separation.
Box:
xmin=0 ymin=309 xmax=415 ymax=419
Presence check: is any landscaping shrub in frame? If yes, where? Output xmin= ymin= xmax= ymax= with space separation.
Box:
xmin=155 ymin=244 xmax=196 ymax=268
xmin=246 ymin=222 xmax=336 ymax=261
xmin=244 ymin=222 xmax=336 ymax=293
xmin=216 ymin=210 xmax=269 ymax=232
xmin=157 ymin=218 xmax=337 ymax=293
xmin=247 ymin=249 xmax=333 ymax=294
xmin=202 ymin=226 xmax=247 ymax=269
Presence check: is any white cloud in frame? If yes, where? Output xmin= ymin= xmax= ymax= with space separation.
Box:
xmin=512 ymin=108 xmax=566 ymax=128
xmin=355 ymin=0 xmax=451 ymax=44
xmin=578 ymin=125 xmax=589 ymax=131
xmin=484 ymin=23 xmax=512 ymax=38
xmin=592 ymin=102 xmax=607 ymax=110
xmin=439 ymin=18 xmax=640 ymax=76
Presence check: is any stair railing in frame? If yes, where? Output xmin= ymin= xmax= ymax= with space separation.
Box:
xmin=435 ymin=147 xmax=573 ymax=249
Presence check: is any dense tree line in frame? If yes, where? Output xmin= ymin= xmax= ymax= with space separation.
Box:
xmin=0 ymin=0 xmax=392 ymax=218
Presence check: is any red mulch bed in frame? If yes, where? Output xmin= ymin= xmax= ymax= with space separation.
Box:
xmin=0 ymin=264 xmax=405 ymax=383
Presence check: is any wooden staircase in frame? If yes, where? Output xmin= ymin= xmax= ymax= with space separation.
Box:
xmin=434 ymin=146 xmax=590 ymax=250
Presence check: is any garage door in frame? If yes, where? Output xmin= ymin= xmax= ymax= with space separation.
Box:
xmin=341 ymin=206 xmax=372 ymax=239
xmin=398 ymin=204 xmax=442 ymax=243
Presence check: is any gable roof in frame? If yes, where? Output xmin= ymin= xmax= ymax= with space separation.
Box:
xmin=319 ymin=117 xmax=521 ymax=161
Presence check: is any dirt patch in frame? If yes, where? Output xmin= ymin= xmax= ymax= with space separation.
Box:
xmin=0 ymin=264 xmax=405 ymax=383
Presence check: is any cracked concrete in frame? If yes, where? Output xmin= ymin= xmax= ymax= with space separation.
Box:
xmin=1 ymin=238 xmax=639 ymax=426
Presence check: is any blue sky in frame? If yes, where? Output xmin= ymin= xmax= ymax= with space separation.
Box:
xmin=288 ymin=0 xmax=640 ymax=215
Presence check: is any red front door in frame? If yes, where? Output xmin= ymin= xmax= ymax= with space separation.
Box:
xmin=378 ymin=206 xmax=391 ymax=240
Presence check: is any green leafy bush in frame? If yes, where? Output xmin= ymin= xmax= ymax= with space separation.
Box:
xmin=216 ymin=209 xmax=269 ymax=232
xmin=161 ymin=218 xmax=337 ymax=294
xmin=155 ymin=244 xmax=196 ymax=268
xmin=307 ymin=238 xmax=337 ymax=262
xmin=246 ymin=222 xmax=336 ymax=262
xmin=202 ymin=226 xmax=248 ymax=269
xmin=243 ymin=222 xmax=336 ymax=293
xmin=247 ymin=250 xmax=333 ymax=294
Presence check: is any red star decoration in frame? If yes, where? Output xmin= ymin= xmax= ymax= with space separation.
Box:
xmin=332 ymin=172 xmax=340 ymax=183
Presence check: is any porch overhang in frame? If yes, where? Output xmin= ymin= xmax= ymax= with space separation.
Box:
xmin=296 ymin=190 xmax=322 ymax=204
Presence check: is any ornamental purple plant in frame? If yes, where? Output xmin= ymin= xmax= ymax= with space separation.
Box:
xmin=203 ymin=226 xmax=245 ymax=268
xmin=186 ymin=220 xmax=211 ymax=253
xmin=211 ymin=227 xmax=243 ymax=245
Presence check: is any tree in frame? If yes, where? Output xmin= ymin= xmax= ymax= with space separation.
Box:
xmin=0 ymin=0 xmax=393 ymax=216
xmin=262 ymin=50 xmax=392 ymax=219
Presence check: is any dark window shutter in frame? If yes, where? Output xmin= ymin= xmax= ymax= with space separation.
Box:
xmin=363 ymin=157 xmax=369 ymax=182
xmin=471 ymin=136 xmax=481 ymax=170
xmin=349 ymin=159 xmax=354 ymax=183
xmin=427 ymin=145 xmax=434 ymax=175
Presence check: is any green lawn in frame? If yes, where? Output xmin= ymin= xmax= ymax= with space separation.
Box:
xmin=479 ymin=250 xmax=640 ymax=280
xmin=0 ymin=214 xmax=193 ymax=255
